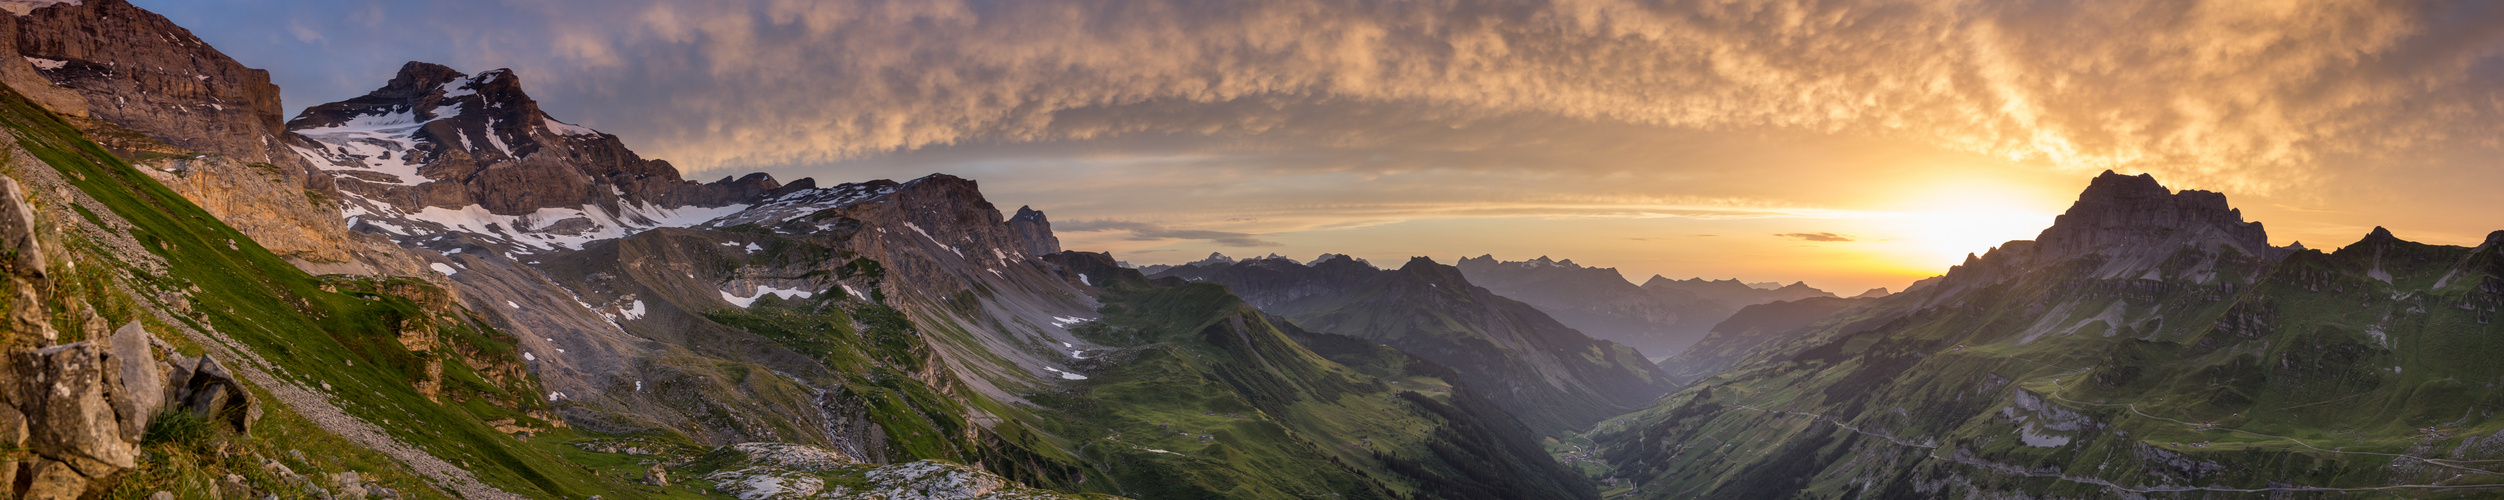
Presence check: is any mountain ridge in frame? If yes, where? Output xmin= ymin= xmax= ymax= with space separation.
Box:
xmin=1591 ymin=171 xmax=2504 ymax=498
xmin=1452 ymin=253 xmax=1836 ymax=358
xmin=1153 ymin=254 xmax=1673 ymax=434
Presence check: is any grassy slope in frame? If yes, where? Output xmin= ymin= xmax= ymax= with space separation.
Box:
xmin=1047 ymin=255 xmax=1596 ymax=499
xmin=1164 ymin=259 xmax=1669 ymax=436
xmin=702 ymin=250 xmax=1598 ymax=499
xmin=1596 ymin=240 xmax=2504 ymax=498
xmin=0 ymin=85 xmax=703 ymax=499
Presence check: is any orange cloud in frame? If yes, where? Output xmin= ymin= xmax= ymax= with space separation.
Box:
xmin=456 ymin=0 xmax=2504 ymax=194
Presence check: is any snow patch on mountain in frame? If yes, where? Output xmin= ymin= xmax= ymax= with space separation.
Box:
xmin=293 ymin=105 xmax=466 ymax=186
xmin=542 ymin=116 xmax=599 ymax=136
xmin=722 ymin=286 xmax=815 ymax=308
xmin=699 ymin=181 xmax=900 ymax=228
xmin=335 ymin=198 xmax=749 ymax=254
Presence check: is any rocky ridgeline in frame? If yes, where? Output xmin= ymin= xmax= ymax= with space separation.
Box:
xmin=1 ymin=178 xmax=257 ymax=500
xmin=288 ymin=61 xmax=793 ymax=256
xmin=4 ymin=0 xmax=289 ymax=166
xmin=1455 ymin=254 xmax=1837 ymax=357
xmin=2033 ymin=171 xmax=2272 ymax=262
xmin=1924 ymin=170 xmax=2294 ymax=301
xmin=1154 ymin=254 xmax=1672 ymax=433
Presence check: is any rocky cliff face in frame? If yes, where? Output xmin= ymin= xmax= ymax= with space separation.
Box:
xmin=6 ymin=0 xmax=287 ymax=164
xmin=0 ymin=0 xmax=403 ymax=270
xmin=1006 ymin=205 xmax=1059 ymax=258
xmin=1155 ymin=254 xmax=1673 ymax=434
xmin=288 ymin=61 xmax=787 ymax=256
xmin=1918 ymin=170 xmax=2291 ymax=303
xmin=2034 ymin=171 xmax=2272 ymax=263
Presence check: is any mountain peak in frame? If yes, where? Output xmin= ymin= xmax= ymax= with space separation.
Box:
xmin=2335 ymin=225 xmax=2412 ymax=255
xmin=1189 ymin=252 xmax=1237 ymax=267
xmin=1011 ymin=205 xmax=1048 ymax=223
xmin=1310 ymin=253 xmax=1370 ymax=267
xmin=382 ymin=61 xmax=465 ymax=97
xmin=2033 ymin=170 xmax=2269 ymax=262
xmin=286 ymin=61 xmax=788 ymax=254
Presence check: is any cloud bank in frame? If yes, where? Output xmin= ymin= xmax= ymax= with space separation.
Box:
xmin=435 ymin=0 xmax=2504 ymax=191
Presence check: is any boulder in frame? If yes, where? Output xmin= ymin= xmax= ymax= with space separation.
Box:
xmin=107 ymin=321 xmax=163 ymax=443
xmin=643 ymin=464 xmax=669 ymax=486
xmin=15 ymin=342 xmax=136 ymax=470
xmin=178 ymin=355 xmax=258 ymax=434
xmin=0 ymin=403 xmax=24 ymax=493
xmin=8 ymin=277 xmax=52 ymax=342
xmin=0 ymin=177 xmax=43 ymax=278
xmin=218 ymin=473 xmax=253 ymax=498
xmin=18 ymin=458 xmax=90 ymax=500
xmin=331 ymin=471 xmax=371 ymax=500
xmin=163 ymin=354 xmax=195 ymax=406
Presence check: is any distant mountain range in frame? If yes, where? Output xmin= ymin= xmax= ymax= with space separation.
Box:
xmin=1452 ymin=254 xmax=1842 ymax=358
xmin=1149 ymin=255 xmax=1672 ymax=435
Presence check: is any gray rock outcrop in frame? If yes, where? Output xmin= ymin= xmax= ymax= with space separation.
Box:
xmin=0 ymin=161 xmax=249 ymax=500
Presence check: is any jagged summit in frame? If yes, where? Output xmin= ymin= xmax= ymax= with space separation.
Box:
xmin=289 ymin=61 xmax=778 ymax=213
xmin=1922 ymin=171 xmax=2297 ymax=301
xmin=1310 ymin=253 xmax=1369 ymax=266
xmin=1640 ymin=275 xmax=1836 ymax=301
xmin=2332 ymin=225 xmax=2420 ymax=258
xmin=1187 ymin=252 xmax=1237 ymax=266
xmin=1007 ymin=205 xmax=1060 ymax=257
xmin=283 ymin=61 xmax=835 ymax=255
xmin=2033 ymin=170 xmax=2271 ymax=262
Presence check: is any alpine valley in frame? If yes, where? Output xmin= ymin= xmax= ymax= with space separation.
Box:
xmin=0 ymin=1 xmax=2500 ymax=500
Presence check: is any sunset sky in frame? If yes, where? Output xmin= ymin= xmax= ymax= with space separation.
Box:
xmin=143 ymin=0 xmax=2504 ymax=293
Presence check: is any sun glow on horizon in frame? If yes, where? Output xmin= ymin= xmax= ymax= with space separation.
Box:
xmin=1857 ymin=179 xmax=2067 ymax=278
